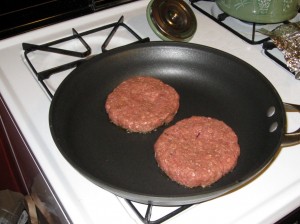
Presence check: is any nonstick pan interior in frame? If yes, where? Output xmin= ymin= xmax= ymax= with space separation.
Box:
xmin=49 ymin=41 xmax=285 ymax=205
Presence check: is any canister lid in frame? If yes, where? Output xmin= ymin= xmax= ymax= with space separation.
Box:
xmin=147 ymin=0 xmax=197 ymax=42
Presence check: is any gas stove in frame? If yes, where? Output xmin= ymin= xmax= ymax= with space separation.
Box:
xmin=0 ymin=0 xmax=300 ymax=223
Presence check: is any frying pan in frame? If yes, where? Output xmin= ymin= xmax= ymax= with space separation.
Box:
xmin=49 ymin=41 xmax=300 ymax=206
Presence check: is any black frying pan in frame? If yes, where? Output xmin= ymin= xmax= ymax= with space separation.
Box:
xmin=49 ymin=41 xmax=295 ymax=206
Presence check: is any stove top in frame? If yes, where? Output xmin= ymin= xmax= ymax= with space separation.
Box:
xmin=22 ymin=16 xmax=149 ymax=98
xmin=0 ymin=0 xmax=300 ymax=223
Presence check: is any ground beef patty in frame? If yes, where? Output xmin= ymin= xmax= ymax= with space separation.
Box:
xmin=105 ymin=76 xmax=179 ymax=133
xmin=154 ymin=116 xmax=240 ymax=188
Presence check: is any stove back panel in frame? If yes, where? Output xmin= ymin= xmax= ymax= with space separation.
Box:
xmin=0 ymin=0 xmax=139 ymax=40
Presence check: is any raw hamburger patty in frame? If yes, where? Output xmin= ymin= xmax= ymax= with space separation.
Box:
xmin=105 ymin=76 xmax=179 ymax=133
xmin=154 ymin=116 xmax=240 ymax=188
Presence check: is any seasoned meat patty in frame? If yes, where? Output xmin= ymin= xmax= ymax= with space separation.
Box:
xmin=154 ymin=116 xmax=240 ymax=188
xmin=105 ymin=76 xmax=179 ymax=133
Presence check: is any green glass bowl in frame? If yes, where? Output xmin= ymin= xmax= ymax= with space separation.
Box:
xmin=216 ymin=0 xmax=299 ymax=24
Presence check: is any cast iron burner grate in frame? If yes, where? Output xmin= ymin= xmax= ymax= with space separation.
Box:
xmin=190 ymin=0 xmax=299 ymax=79
xmin=22 ymin=16 xmax=150 ymax=98
xmin=189 ymin=0 xmax=270 ymax=45
xmin=262 ymin=41 xmax=299 ymax=79
xmin=126 ymin=200 xmax=193 ymax=224
xmin=263 ymin=42 xmax=289 ymax=70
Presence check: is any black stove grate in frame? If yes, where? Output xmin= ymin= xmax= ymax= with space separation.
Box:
xmin=22 ymin=16 xmax=150 ymax=98
xmin=189 ymin=0 xmax=270 ymax=45
xmin=262 ymin=41 xmax=299 ymax=79
xmin=190 ymin=0 xmax=299 ymax=79
xmin=125 ymin=200 xmax=193 ymax=224
xmin=262 ymin=42 xmax=290 ymax=71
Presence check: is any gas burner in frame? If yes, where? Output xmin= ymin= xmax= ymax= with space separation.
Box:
xmin=262 ymin=39 xmax=300 ymax=80
xmin=124 ymin=199 xmax=193 ymax=224
xmin=22 ymin=16 xmax=149 ymax=98
xmin=190 ymin=0 xmax=300 ymax=79
xmin=189 ymin=0 xmax=289 ymax=44
xmin=191 ymin=0 xmax=300 ymax=45
xmin=147 ymin=0 xmax=197 ymax=41
xmin=263 ymin=41 xmax=290 ymax=71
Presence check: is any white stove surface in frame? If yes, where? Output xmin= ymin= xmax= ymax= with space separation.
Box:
xmin=0 ymin=0 xmax=300 ymax=223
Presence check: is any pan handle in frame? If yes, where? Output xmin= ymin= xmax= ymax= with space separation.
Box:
xmin=281 ymin=103 xmax=300 ymax=147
